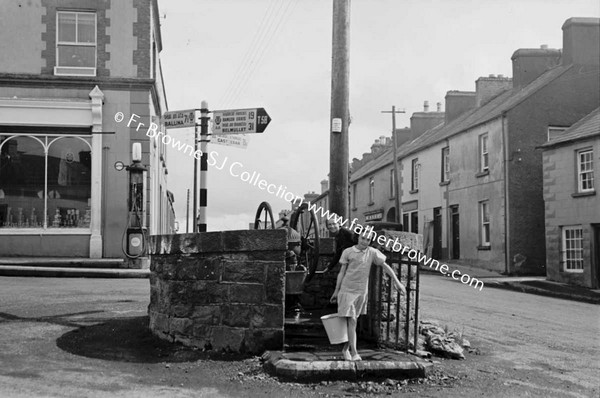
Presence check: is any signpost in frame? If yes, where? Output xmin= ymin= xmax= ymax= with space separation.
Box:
xmin=160 ymin=106 xmax=270 ymax=233
xmin=211 ymin=108 xmax=271 ymax=135
xmin=163 ymin=109 xmax=196 ymax=129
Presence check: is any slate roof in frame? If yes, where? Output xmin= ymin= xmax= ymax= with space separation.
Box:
xmin=350 ymin=64 xmax=573 ymax=183
xmin=541 ymin=107 xmax=600 ymax=148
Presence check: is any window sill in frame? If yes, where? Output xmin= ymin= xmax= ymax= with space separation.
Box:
xmin=562 ymin=269 xmax=584 ymax=273
xmin=409 ymin=189 xmax=419 ymax=194
xmin=439 ymin=180 xmax=450 ymax=186
xmin=475 ymin=170 xmax=489 ymax=178
xmin=367 ymin=202 xmax=375 ymax=206
xmin=571 ymin=190 xmax=596 ymax=198
xmin=477 ymin=245 xmax=491 ymax=251
xmin=54 ymin=66 xmax=97 ymax=77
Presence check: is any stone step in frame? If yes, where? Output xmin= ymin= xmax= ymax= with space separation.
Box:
xmin=0 ymin=257 xmax=125 ymax=268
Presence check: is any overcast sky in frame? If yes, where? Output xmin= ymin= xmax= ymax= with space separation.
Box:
xmin=158 ymin=0 xmax=600 ymax=232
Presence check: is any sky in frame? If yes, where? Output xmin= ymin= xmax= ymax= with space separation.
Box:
xmin=157 ymin=0 xmax=600 ymax=232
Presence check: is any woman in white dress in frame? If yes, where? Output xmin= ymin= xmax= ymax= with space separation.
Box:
xmin=330 ymin=233 xmax=406 ymax=361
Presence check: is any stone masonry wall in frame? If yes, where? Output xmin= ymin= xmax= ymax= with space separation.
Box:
xmin=148 ymin=229 xmax=287 ymax=354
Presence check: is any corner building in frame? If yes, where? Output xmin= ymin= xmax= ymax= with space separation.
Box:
xmin=0 ymin=0 xmax=173 ymax=262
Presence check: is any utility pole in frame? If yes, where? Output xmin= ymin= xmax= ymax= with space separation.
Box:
xmin=381 ymin=106 xmax=405 ymax=224
xmin=329 ymin=0 xmax=351 ymax=220
xmin=198 ymin=100 xmax=210 ymax=232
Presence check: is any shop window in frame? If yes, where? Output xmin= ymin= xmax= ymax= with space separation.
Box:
xmin=55 ymin=11 xmax=97 ymax=76
xmin=402 ymin=210 xmax=419 ymax=234
xmin=0 ymin=135 xmax=91 ymax=229
xmin=562 ymin=226 xmax=583 ymax=272
xmin=577 ymin=149 xmax=594 ymax=193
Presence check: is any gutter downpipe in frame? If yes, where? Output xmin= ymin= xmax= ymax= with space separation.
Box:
xmin=501 ymin=111 xmax=510 ymax=275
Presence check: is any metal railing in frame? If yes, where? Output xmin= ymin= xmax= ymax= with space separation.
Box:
xmin=359 ymin=247 xmax=421 ymax=353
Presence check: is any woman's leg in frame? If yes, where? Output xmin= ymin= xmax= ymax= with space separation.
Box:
xmin=347 ymin=317 xmax=358 ymax=356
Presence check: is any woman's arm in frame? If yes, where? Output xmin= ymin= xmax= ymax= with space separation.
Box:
xmin=380 ymin=262 xmax=406 ymax=295
xmin=330 ymin=263 xmax=348 ymax=303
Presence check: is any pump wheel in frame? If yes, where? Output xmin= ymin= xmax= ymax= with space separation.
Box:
xmin=254 ymin=201 xmax=276 ymax=230
xmin=290 ymin=203 xmax=320 ymax=280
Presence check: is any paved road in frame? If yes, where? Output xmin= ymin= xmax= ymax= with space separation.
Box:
xmin=0 ymin=276 xmax=598 ymax=397
xmin=419 ymin=274 xmax=600 ymax=397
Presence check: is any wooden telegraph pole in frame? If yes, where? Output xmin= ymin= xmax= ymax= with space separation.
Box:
xmin=329 ymin=0 xmax=351 ymax=219
xmin=381 ymin=106 xmax=405 ymax=224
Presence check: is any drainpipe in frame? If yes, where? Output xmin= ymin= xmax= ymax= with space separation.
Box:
xmin=501 ymin=112 xmax=510 ymax=274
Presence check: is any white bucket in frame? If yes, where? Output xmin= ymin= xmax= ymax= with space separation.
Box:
xmin=320 ymin=314 xmax=348 ymax=344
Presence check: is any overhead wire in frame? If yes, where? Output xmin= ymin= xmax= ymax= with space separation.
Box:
xmin=220 ymin=0 xmax=298 ymax=109
xmin=217 ymin=0 xmax=282 ymax=108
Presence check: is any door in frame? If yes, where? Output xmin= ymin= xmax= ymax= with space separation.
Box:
xmin=594 ymin=225 xmax=600 ymax=288
xmin=433 ymin=207 xmax=442 ymax=259
xmin=451 ymin=206 xmax=460 ymax=259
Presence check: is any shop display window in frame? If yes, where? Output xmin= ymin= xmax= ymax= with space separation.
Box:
xmin=0 ymin=134 xmax=91 ymax=229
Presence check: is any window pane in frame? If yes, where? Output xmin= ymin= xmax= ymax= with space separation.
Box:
xmin=58 ymin=13 xmax=76 ymax=42
xmin=58 ymin=45 xmax=95 ymax=67
xmin=47 ymin=137 xmax=91 ymax=228
xmin=77 ymin=13 xmax=96 ymax=43
xmin=0 ymin=136 xmax=45 ymax=228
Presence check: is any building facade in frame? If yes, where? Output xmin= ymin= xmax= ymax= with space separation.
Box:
xmin=542 ymin=108 xmax=600 ymax=288
xmin=0 ymin=0 xmax=172 ymax=263
xmin=348 ymin=18 xmax=600 ymax=275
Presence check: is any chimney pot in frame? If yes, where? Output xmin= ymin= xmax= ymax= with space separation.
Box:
xmin=498 ymin=74 xmax=504 ymax=78
xmin=488 ymin=74 xmax=496 ymax=78
xmin=423 ymin=101 xmax=429 ymax=112
xmin=540 ymin=44 xmax=548 ymax=49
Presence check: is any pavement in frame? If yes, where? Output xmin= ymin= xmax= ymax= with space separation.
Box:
xmin=0 ymin=257 xmax=150 ymax=278
xmin=1 ymin=256 xmax=598 ymax=303
xmin=424 ymin=261 xmax=600 ymax=305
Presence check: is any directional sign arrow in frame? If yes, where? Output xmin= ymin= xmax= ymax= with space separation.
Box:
xmin=255 ymin=108 xmax=271 ymax=133
xmin=211 ymin=108 xmax=271 ymax=135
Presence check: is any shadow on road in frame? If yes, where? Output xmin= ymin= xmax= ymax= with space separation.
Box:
xmin=56 ymin=316 xmax=251 ymax=364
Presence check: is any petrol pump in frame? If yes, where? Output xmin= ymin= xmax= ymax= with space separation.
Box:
xmin=123 ymin=143 xmax=147 ymax=258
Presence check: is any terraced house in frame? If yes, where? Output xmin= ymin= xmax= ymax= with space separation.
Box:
xmin=0 ymin=0 xmax=174 ymax=265
xmin=349 ymin=17 xmax=600 ymax=275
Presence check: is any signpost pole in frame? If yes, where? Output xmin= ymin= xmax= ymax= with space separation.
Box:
xmin=198 ymin=101 xmax=210 ymax=232
xmin=193 ymin=120 xmax=199 ymax=232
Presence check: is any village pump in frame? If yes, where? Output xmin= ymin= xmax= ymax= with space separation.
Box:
xmin=123 ymin=143 xmax=147 ymax=258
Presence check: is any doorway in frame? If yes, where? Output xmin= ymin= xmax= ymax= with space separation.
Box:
xmin=450 ymin=205 xmax=460 ymax=259
xmin=433 ymin=207 xmax=442 ymax=259
xmin=593 ymin=225 xmax=600 ymax=288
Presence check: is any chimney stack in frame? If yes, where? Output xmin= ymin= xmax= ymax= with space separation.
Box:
xmin=410 ymin=102 xmax=444 ymax=140
xmin=445 ymin=91 xmax=476 ymax=124
xmin=562 ymin=17 xmax=600 ymax=66
xmin=475 ymin=75 xmax=513 ymax=107
xmin=436 ymin=102 xmax=442 ymax=112
xmin=511 ymin=46 xmax=561 ymax=88
xmin=320 ymin=179 xmax=329 ymax=194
